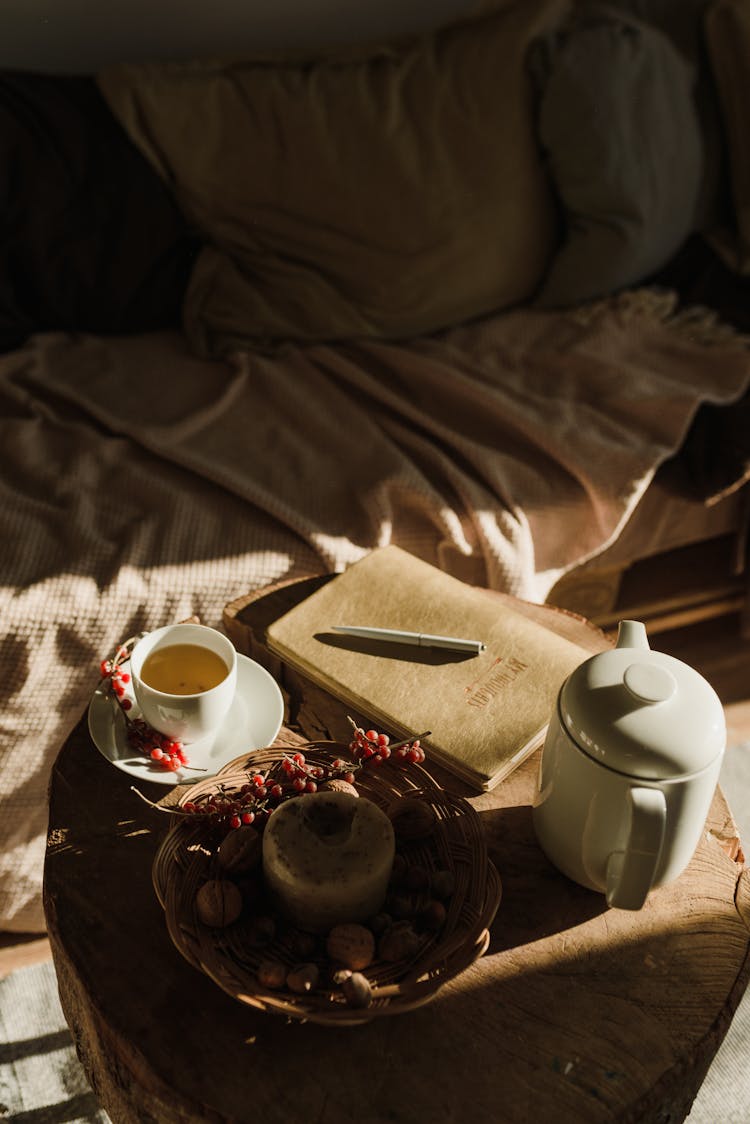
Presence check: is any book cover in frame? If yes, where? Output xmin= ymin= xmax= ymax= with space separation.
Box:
xmin=266 ymin=546 xmax=590 ymax=790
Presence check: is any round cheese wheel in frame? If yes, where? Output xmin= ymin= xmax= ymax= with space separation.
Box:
xmin=262 ymin=791 xmax=395 ymax=933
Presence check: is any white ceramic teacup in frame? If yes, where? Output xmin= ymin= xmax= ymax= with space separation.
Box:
xmin=130 ymin=623 xmax=237 ymax=744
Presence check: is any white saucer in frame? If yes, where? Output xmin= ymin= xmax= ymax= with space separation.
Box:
xmin=87 ymin=652 xmax=285 ymax=786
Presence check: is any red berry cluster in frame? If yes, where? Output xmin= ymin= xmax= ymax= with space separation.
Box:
xmin=181 ymin=774 xmax=272 ymax=829
xmin=99 ymin=652 xmax=132 ymax=711
xmin=126 ymin=718 xmax=189 ymax=773
xmin=279 ymin=749 xmax=356 ymax=793
xmin=99 ymin=642 xmax=191 ymax=773
xmin=349 ymin=725 xmax=426 ymax=766
xmin=177 ymin=750 xmax=352 ymax=829
xmin=136 ymin=727 xmax=426 ymax=829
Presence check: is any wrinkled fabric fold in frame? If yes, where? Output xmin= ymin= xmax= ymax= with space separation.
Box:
xmin=2 ymin=289 xmax=750 ymax=929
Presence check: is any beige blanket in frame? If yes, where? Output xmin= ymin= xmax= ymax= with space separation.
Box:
xmin=2 ymin=290 xmax=749 ymax=931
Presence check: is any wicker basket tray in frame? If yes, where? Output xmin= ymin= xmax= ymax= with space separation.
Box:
xmin=152 ymin=743 xmax=502 ymax=1026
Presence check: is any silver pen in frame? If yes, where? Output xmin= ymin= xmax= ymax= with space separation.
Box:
xmin=331 ymin=625 xmax=485 ymax=654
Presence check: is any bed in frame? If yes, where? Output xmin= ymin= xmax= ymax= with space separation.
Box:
xmin=2 ymin=0 xmax=750 ymax=932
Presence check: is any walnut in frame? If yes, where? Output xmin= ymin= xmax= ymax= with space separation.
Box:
xmin=320 ymin=778 xmax=359 ymax=797
xmin=195 ymin=879 xmax=242 ymax=927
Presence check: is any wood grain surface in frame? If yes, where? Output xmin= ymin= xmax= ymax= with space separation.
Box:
xmin=42 ymin=581 xmax=750 ymax=1123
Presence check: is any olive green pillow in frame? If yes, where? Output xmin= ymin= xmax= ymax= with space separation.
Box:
xmin=530 ymin=6 xmax=706 ymax=307
xmin=705 ymin=0 xmax=750 ymax=272
xmin=98 ymin=0 xmax=569 ymax=355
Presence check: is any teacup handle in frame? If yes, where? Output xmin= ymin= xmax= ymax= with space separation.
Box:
xmin=605 ymin=787 xmax=667 ymax=910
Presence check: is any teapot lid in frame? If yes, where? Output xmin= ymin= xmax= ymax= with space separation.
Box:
xmin=559 ymin=620 xmax=725 ymax=780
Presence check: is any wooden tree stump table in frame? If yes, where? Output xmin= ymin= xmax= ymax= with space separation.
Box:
xmin=44 ymin=579 xmax=750 ymax=1123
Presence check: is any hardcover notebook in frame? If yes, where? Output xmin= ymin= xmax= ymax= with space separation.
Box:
xmin=266 ymin=546 xmax=590 ymax=790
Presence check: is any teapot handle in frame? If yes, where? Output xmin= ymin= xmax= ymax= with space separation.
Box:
xmin=605 ymin=787 xmax=666 ymax=910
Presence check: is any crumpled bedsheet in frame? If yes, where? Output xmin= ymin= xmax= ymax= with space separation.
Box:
xmin=2 ymin=288 xmax=750 ymax=930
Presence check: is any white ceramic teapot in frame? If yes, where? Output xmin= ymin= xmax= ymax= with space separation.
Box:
xmin=532 ymin=620 xmax=726 ymax=910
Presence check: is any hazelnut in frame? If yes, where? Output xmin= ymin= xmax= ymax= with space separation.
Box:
xmin=387 ymin=798 xmax=437 ymax=841
xmin=218 ymin=826 xmax=262 ymax=874
xmin=368 ymin=911 xmax=392 ymax=936
xmin=235 ymin=873 xmax=264 ymax=910
xmin=283 ymin=928 xmax=318 ymax=960
xmin=195 ymin=879 xmax=242 ymax=928
xmin=326 ymin=923 xmax=375 ymax=971
xmin=431 ymin=869 xmax=456 ymax=900
xmin=247 ymin=914 xmax=276 ymax=946
xmin=404 ymin=865 xmax=430 ymax=891
xmin=420 ymin=899 xmax=447 ymax=931
xmin=256 ymin=959 xmax=287 ymax=990
xmin=386 ymin=891 xmax=421 ymax=920
xmin=378 ymin=920 xmax=421 ymax=963
xmin=286 ymin=963 xmax=320 ymax=994
xmin=389 ymin=854 xmax=408 ymax=885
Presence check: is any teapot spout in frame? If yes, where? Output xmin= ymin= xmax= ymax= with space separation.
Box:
xmin=616 ymin=620 xmax=650 ymax=651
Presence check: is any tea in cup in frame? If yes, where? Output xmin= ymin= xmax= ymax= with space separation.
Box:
xmin=130 ymin=623 xmax=237 ymax=743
